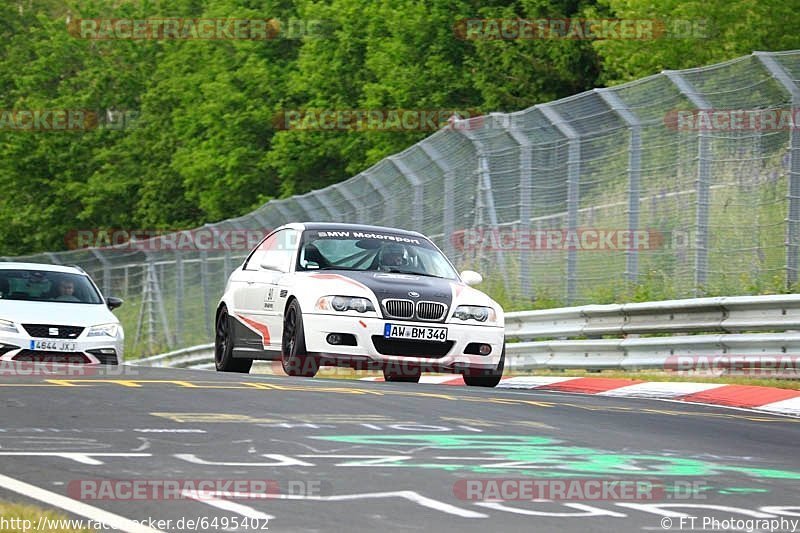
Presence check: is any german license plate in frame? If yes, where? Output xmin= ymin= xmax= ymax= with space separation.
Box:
xmin=384 ymin=323 xmax=447 ymax=342
xmin=30 ymin=340 xmax=77 ymax=352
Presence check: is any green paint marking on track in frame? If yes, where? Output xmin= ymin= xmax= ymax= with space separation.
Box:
xmin=315 ymin=434 xmax=800 ymax=480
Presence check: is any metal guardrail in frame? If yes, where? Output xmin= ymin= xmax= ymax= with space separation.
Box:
xmin=135 ymin=344 xmax=214 ymax=368
xmin=132 ymin=294 xmax=800 ymax=373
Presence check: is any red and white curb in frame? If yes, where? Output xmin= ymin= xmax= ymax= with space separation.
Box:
xmin=360 ymin=375 xmax=800 ymax=417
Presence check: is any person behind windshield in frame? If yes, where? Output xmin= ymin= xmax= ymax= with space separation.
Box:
xmin=55 ymin=279 xmax=80 ymax=302
xmin=378 ymin=244 xmax=408 ymax=271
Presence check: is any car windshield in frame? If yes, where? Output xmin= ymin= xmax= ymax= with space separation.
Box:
xmin=0 ymin=270 xmax=103 ymax=304
xmin=296 ymin=229 xmax=460 ymax=280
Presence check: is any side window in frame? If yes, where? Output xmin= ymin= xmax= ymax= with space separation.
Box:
xmin=244 ymin=230 xmax=299 ymax=272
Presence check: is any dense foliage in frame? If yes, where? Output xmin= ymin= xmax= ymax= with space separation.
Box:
xmin=1 ymin=0 xmax=798 ymax=255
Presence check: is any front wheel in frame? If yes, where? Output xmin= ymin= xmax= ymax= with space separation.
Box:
xmin=281 ymin=300 xmax=318 ymax=378
xmin=215 ymin=307 xmax=253 ymax=373
xmin=462 ymin=344 xmax=505 ymax=387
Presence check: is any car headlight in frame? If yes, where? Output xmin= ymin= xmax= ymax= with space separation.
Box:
xmin=87 ymin=323 xmax=119 ymax=337
xmin=452 ymin=305 xmax=496 ymax=323
xmin=315 ymin=296 xmax=376 ymax=313
xmin=0 ymin=319 xmax=18 ymax=333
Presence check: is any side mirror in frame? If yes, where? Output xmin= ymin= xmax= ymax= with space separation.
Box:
xmin=106 ymin=296 xmax=124 ymax=310
xmin=460 ymin=270 xmax=483 ymax=286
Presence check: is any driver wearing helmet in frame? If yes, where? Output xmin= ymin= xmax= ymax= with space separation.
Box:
xmin=378 ymin=244 xmax=407 ymax=271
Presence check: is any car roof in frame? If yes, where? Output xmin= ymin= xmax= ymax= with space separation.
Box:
xmin=0 ymin=262 xmax=87 ymax=275
xmin=282 ymin=222 xmax=426 ymax=239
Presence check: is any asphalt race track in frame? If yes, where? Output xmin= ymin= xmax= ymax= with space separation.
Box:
xmin=1 ymin=365 xmax=799 ymax=533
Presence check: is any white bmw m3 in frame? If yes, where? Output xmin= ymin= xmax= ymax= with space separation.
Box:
xmin=214 ymin=223 xmax=505 ymax=386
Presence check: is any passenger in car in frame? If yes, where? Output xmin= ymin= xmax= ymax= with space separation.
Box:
xmin=55 ymin=279 xmax=80 ymax=302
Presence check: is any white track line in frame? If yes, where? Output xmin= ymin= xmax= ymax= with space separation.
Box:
xmin=597 ymin=381 xmax=726 ymax=398
xmin=0 ymin=472 xmax=164 ymax=533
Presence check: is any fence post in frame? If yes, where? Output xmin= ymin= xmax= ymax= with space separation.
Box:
xmin=90 ymin=249 xmax=113 ymax=297
xmin=272 ymin=201 xmax=294 ymax=224
xmin=755 ymin=52 xmax=800 ymax=289
xmin=333 ymin=183 xmax=364 ymax=224
xmin=295 ymin=195 xmax=318 ymax=222
xmin=315 ymin=189 xmax=343 ymax=221
xmin=388 ymin=156 xmax=424 ymax=230
xmin=456 ymin=119 xmax=511 ymax=296
xmin=665 ymin=70 xmax=712 ymax=295
xmin=499 ymin=112 xmax=534 ymax=298
xmin=365 ymin=172 xmax=394 ymax=227
xmin=200 ymin=250 xmax=212 ymax=338
xmin=597 ymin=88 xmax=643 ymax=285
xmin=175 ymin=249 xmax=184 ymax=347
xmin=418 ymin=142 xmax=455 ymax=256
xmin=539 ymin=104 xmax=581 ymax=303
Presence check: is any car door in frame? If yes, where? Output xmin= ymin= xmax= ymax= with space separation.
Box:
xmin=238 ymin=228 xmax=299 ymax=352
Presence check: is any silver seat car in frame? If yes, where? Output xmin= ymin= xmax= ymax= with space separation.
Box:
xmin=0 ymin=262 xmax=124 ymax=365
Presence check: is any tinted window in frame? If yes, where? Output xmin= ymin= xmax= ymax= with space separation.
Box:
xmin=0 ymin=270 xmax=103 ymax=304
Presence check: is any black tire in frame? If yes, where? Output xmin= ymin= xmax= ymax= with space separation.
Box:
xmin=383 ymin=366 xmax=421 ymax=383
xmin=214 ymin=306 xmax=253 ymax=373
xmin=462 ymin=344 xmax=505 ymax=387
xmin=281 ymin=300 xmax=318 ymax=378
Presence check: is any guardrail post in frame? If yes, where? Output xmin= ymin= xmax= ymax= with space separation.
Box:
xmin=540 ymin=104 xmax=581 ymax=303
xmin=597 ymin=89 xmax=643 ymax=285
xmin=755 ymin=52 xmax=800 ymax=289
xmin=665 ymin=71 xmax=713 ymax=295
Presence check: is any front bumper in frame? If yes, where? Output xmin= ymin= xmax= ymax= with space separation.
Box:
xmin=0 ymin=331 xmax=123 ymax=365
xmin=302 ymin=313 xmax=504 ymax=372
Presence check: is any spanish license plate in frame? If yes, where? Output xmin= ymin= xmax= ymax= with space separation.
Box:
xmin=384 ymin=323 xmax=447 ymax=342
xmin=30 ymin=340 xmax=77 ymax=352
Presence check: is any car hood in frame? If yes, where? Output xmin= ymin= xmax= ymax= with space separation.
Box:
xmin=340 ymin=270 xmax=455 ymax=305
xmin=304 ymin=270 xmax=495 ymax=309
xmin=0 ymin=300 xmax=118 ymax=327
